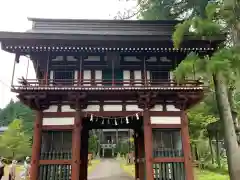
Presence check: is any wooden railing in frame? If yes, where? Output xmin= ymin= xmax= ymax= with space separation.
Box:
xmin=16 ymin=77 xmax=203 ymax=88
xmin=153 ymin=162 xmax=186 ymax=180
xmin=39 ymin=164 xmax=71 ymax=180
xmin=153 ymin=148 xmax=183 ymax=158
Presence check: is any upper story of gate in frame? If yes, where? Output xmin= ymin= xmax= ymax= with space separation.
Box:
xmin=0 ymin=18 xmax=224 ymax=109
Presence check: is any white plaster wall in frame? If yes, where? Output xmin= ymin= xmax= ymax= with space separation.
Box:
xmin=62 ymin=105 xmax=75 ymax=112
xmin=103 ymin=105 xmax=122 ymax=111
xmin=43 ymin=117 xmax=74 ymax=125
xmin=43 ymin=105 xmax=58 ymax=112
xmin=74 ymin=70 xmax=78 ymax=86
xmin=169 ymin=71 xmax=174 ymax=86
xmin=150 ymin=105 xmax=163 ymax=111
xmin=123 ymin=70 xmax=130 ymax=86
xmin=67 ymin=56 xmax=78 ymax=61
xmin=52 ymin=56 xmax=63 ymax=61
xmin=134 ymin=70 xmax=142 ymax=86
xmin=124 ymin=56 xmax=141 ymax=62
xmin=169 ymin=71 xmax=173 ymax=80
xmin=150 ymin=116 xmax=181 ymax=124
xmin=166 ymin=105 xmax=180 ymax=111
xmin=82 ymin=105 xmax=100 ymax=112
xmin=147 ymin=71 xmax=150 ymax=83
xmin=50 ymin=70 xmax=54 ymax=86
xmin=83 ymin=70 xmax=91 ymax=86
xmin=146 ymin=56 xmax=157 ymax=62
xmin=43 ymin=105 xmax=75 ymax=112
xmin=95 ymin=70 xmax=102 ymax=86
xmin=85 ymin=56 xmax=100 ymax=61
xmin=126 ymin=105 xmax=143 ymax=111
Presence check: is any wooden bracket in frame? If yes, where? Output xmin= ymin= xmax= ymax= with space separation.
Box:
xmin=68 ymin=92 xmax=88 ymax=110
xmin=137 ymin=91 xmax=158 ymax=110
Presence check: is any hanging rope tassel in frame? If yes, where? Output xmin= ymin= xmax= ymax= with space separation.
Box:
xmin=126 ymin=116 xmax=129 ymax=124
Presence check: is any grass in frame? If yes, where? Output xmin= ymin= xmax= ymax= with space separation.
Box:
xmin=88 ymin=159 xmax=101 ymax=173
xmin=119 ymin=160 xmax=230 ymax=180
xmin=121 ymin=163 xmax=135 ymax=176
xmin=195 ymin=169 xmax=229 ymax=180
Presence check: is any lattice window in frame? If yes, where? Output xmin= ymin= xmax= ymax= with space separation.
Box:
xmin=152 ymin=129 xmax=183 ymax=157
xmin=40 ymin=131 xmax=72 ymax=160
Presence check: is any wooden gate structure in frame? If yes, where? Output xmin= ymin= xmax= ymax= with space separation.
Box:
xmin=0 ymin=18 xmax=223 ymax=180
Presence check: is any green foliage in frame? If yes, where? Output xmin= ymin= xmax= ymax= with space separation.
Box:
xmin=195 ymin=168 xmax=229 ymax=180
xmin=174 ymin=46 xmax=240 ymax=85
xmin=0 ymin=100 xmax=34 ymax=135
xmin=88 ymin=134 xmax=98 ymax=153
xmin=172 ymin=3 xmax=223 ymax=48
xmin=173 ymin=52 xmax=199 ymax=82
xmin=138 ymin=0 xmax=180 ymax=20
xmin=118 ymin=141 xmax=130 ymax=155
xmin=188 ymin=111 xmax=217 ymax=140
xmin=172 ymin=20 xmax=192 ymax=48
xmin=0 ymin=119 xmax=31 ymax=160
xmin=138 ymin=0 xmax=210 ymax=20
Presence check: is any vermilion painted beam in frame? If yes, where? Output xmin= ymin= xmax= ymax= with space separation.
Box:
xmin=149 ymin=111 xmax=182 ymax=116
xmin=43 ymin=112 xmax=75 ymax=117
xmin=71 ymin=109 xmax=82 ymax=180
xmin=30 ymin=111 xmax=43 ymax=180
xmin=43 ymin=111 xmax=182 ymax=118
xmin=151 ymin=124 xmax=181 ymax=129
xmin=42 ymin=125 xmax=73 ymax=130
xmin=153 ymin=157 xmax=184 ymax=163
xmin=143 ymin=109 xmax=154 ymax=180
xmin=39 ymin=160 xmax=72 ymax=165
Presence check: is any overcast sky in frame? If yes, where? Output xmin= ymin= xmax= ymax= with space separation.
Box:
xmin=0 ymin=0 xmax=136 ymax=108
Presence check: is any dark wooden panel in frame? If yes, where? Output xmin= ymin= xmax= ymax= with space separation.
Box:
xmin=151 ymin=124 xmax=181 ymax=129
xmin=42 ymin=125 xmax=73 ymax=130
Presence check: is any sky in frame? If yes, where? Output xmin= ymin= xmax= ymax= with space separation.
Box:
xmin=0 ymin=0 xmax=137 ymax=108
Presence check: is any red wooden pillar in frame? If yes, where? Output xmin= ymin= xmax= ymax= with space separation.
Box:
xmin=138 ymin=130 xmax=145 ymax=180
xmin=143 ymin=109 xmax=154 ymax=180
xmin=84 ymin=130 xmax=89 ymax=180
xmin=72 ymin=108 xmax=82 ymax=180
xmin=181 ymin=111 xmax=194 ymax=180
xmin=30 ymin=110 xmax=43 ymax=180
xmin=134 ymin=132 xmax=139 ymax=179
xmin=80 ymin=127 xmax=89 ymax=180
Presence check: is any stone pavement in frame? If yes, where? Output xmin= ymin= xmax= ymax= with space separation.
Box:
xmin=88 ymin=159 xmax=134 ymax=180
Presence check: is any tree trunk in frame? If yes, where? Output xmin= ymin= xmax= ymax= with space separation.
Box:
xmin=209 ymin=137 xmax=215 ymax=164
xmin=215 ymin=132 xmax=221 ymax=168
xmin=213 ymin=72 xmax=240 ymax=180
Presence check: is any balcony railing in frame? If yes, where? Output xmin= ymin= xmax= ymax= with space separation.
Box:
xmin=15 ymin=77 xmax=203 ymax=89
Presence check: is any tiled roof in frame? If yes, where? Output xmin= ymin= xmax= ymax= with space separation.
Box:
xmin=27 ymin=18 xmax=180 ymax=36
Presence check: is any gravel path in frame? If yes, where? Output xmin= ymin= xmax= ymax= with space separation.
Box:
xmin=88 ymin=159 xmax=133 ymax=180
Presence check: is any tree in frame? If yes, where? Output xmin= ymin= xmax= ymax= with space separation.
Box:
xmin=116 ymin=0 xmax=211 ymax=20
xmin=172 ymin=2 xmax=240 ymax=179
xmin=0 ymin=100 xmax=34 ymax=135
xmin=0 ymin=119 xmax=31 ymax=160
xmin=88 ymin=134 xmax=98 ymax=154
